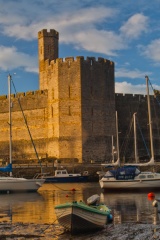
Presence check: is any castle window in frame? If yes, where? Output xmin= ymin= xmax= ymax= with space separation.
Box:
xmin=69 ymin=106 xmax=71 ymax=116
xmin=69 ymin=86 xmax=70 ymax=98
xmin=52 ymin=89 xmax=54 ymax=99
xmin=51 ymin=106 xmax=53 ymax=117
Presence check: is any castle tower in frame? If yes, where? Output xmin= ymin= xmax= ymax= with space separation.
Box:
xmin=38 ymin=29 xmax=59 ymax=90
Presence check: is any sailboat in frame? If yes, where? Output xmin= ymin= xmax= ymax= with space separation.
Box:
xmin=0 ymin=74 xmax=45 ymax=193
xmin=99 ymin=76 xmax=160 ymax=191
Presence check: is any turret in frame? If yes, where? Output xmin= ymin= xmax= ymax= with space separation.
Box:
xmin=38 ymin=29 xmax=59 ymax=89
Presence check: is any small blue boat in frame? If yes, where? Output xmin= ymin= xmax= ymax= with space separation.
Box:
xmin=44 ymin=169 xmax=89 ymax=183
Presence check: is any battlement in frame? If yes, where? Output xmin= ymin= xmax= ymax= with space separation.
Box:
xmin=116 ymin=93 xmax=147 ymax=98
xmin=43 ymin=56 xmax=114 ymax=68
xmin=0 ymin=89 xmax=48 ymax=102
xmin=38 ymin=29 xmax=59 ymax=39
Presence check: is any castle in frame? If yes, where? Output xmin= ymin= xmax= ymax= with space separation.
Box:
xmin=0 ymin=29 xmax=160 ymax=163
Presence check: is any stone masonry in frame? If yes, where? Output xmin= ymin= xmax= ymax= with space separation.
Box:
xmin=0 ymin=29 xmax=116 ymax=163
xmin=0 ymin=29 xmax=159 ymax=164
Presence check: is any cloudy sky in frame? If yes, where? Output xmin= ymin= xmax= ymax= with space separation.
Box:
xmin=0 ymin=0 xmax=160 ymax=95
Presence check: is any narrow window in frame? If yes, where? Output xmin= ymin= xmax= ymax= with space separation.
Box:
xmin=69 ymin=106 xmax=71 ymax=116
xmin=52 ymin=89 xmax=54 ymax=99
xmin=51 ymin=106 xmax=53 ymax=117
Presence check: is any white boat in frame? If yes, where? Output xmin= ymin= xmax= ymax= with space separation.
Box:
xmin=54 ymin=194 xmax=112 ymax=235
xmin=99 ymin=76 xmax=160 ymax=191
xmin=0 ymin=75 xmax=45 ymax=193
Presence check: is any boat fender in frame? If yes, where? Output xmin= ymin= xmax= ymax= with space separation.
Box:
xmin=36 ymin=182 xmax=43 ymax=187
xmin=107 ymin=214 xmax=113 ymax=223
xmin=83 ymin=171 xmax=89 ymax=176
xmin=97 ymin=205 xmax=110 ymax=212
xmin=153 ymin=200 xmax=158 ymax=207
xmin=87 ymin=194 xmax=100 ymax=205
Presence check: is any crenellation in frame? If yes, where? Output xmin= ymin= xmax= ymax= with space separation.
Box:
xmin=44 ymin=59 xmax=50 ymax=67
xmin=65 ymin=57 xmax=74 ymax=62
xmin=76 ymin=56 xmax=84 ymax=61
xmin=35 ymin=89 xmax=48 ymax=95
xmin=98 ymin=57 xmax=104 ymax=63
xmin=26 ymin=91 xmax=34 ymax=96
xmin=56 ymin=58 xmax=63 ymax=63
xmin=116 ymin=93 xmax=147 ymax=99
xmin=86 ymin=57 xmax=96 ymax=64
xmin=16 ymin=92 xmax=25 ymax=98
xmin=42 ymin=55 xmax=114 ymax=69
xmin=38 ymin=29 xmax=59 ymax=39
xmin=0 ymin=95 xmax=7 ymax=100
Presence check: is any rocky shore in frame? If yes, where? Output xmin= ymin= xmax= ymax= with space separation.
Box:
xmin=1 ymin=222 xmax=160 ymax=240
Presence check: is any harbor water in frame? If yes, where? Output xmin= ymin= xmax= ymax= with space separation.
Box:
xmin=0 ymin=182 xmax=160 ymax=239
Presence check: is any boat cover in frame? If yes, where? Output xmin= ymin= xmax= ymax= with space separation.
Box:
xmin=107 ymin=166 xmax=140 ymax=180
xmin=0 ymin=163 xmax=12 ymax=172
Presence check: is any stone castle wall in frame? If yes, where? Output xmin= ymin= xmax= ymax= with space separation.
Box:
xmin=0 ymin=90 xmax=48 ymax=161
xmin=38 ymin=55 xmax=116 ymax=162
xmin=0 ymin=28 xmax=159 ymax=164
xmin=115 ymin=93 xmax=160 ymax=161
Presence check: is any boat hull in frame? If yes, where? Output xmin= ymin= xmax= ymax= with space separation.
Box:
xmin=0 ymin=177 xmax=45 ymax=193
xmin=100 ymin=178 xmax=160 ymax=190
xmin=55 ymin=202 xmax=112 ymax=235
xmin=45 ymin=175 xmax=89 ymax=183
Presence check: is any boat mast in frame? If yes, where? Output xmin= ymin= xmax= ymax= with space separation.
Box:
xmin=133 ymin=112 xmax=138 ymax=163
xmin=111 ymin=135 xmax=115 ymax=163
xmin=8 ymin=74 xmax=12 ymax=176
xmin=145 ymin=75 xmax=154 ymax=162
xmin=116 ymin=111 xmax=120 ymax=162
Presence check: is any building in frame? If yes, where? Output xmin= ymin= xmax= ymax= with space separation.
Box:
xmin=0 ymin=29 xmax=116 ymax=163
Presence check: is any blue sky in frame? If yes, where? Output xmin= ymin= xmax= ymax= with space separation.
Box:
xmin=0 ymin=0 xmax=160 ymax=95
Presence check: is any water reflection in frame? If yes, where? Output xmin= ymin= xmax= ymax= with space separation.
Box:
xmin=0 ymin=183 xmax=159 ymax=226
xmin=100 ymin=192 xmax=160 ymax=225
xmin=0 ymin=192 xmax=44 ymax=223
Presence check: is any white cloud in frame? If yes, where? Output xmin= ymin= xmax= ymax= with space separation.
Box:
xmin=0 ymin=4 xmax=126 ymax=55
xmin=141 ymin=39 xmax=160 ymax=63
xmin=64 ymin=29 xmax=125 ymax=56
xmin=0 ymin=46 xmax=38 ymax=73
xmin=115 ymin=68 xmax=151 ymax=79
xmin=115 ymin=81 xmax=145 ymax=94
xmin=115 ymin=81 xmax=160 ymax=94
xmin=120 ymin=13 xmax=149 ymax=39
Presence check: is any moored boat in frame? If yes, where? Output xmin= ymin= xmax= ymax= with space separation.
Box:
xmin=54 ymin=194 xmax=112 ymax=235
xmin=0 ymin=75 xmax=45 ymax=193
xmin=99 ymin=76 xmax=160 ymax=191
xmin=99 ymin=165 xmax=160 ymax=190
xmin=44 ymin=168 xmax=89 ymax=183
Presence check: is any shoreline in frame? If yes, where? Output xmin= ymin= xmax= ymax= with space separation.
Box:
xmin=1 ymin=222 xmax=160 ymax=240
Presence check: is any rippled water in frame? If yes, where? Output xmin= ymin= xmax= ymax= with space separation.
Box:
xmin=0 ymin=182 xmax=159 ymax=238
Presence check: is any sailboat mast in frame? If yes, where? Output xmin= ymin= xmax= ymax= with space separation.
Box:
xmin=133 ymin=112 xmax=138 ymax=163
xmin=8 ymin=74 xmax=12 ymax=176
xmin=145 ymin=75 xmax=154 ymax=161
xmin=116 ymin=111 xmax=120 ymax=161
